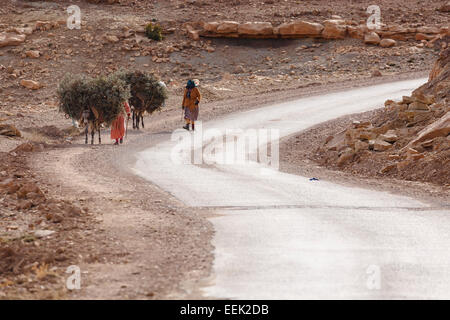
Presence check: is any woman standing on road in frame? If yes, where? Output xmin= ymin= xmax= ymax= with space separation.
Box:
xmin=111 ymin=101 xmax=131 ymax=145
xmin=182 ymin=79 xmax=201 ymax=131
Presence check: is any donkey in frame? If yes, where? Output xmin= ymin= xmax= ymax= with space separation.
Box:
xmin=130 ymin=92 xmax=147 ymax=130
xmin=79 ymin=107 xmax=102 ymax=145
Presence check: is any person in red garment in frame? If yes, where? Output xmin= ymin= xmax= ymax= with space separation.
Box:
xmin=111 ymin=101 xmax=131 ymax=145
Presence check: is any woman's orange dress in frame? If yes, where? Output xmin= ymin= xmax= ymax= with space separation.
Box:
xmin=111 ymin=102 xmax=131 ymax=140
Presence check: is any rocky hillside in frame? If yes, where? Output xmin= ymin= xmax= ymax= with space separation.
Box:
xmin=317 ymin=45 xmax=449 ymax=186
xmin=0 ymin=0 xmax=447 ymax=147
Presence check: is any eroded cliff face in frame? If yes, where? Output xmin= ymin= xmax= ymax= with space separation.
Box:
xmin=318 ymin=44 xmax=449 ymax=186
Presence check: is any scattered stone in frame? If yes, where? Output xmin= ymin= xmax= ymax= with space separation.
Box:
xmin=352 ymin=120 xmax=371 ymax=129
xmin=420 ymin=139 xmax=434 ymax=148
xmin=402 ymin=96 xmax=415 ymax=104
xmin=408 ymin=101 xmax=430 ymax=111
xmin=364 ymin=31 xmax=380 ymax=45
xmin=380 ymin=163 xmax=396 ymax=174
xmin=105 ymin=35 xmax=119 ymax=43
xmin=412 ymin=91 xmax=435 ymax=105
xmin=14 ymin=143 xmax=36 ymax=154
xmin=355 ymin=140 xmax=369 ymax=152
xmin=9 ymin=27 xmax=33 ymax=35
xmin=415 ymin=33 xmax=435 ymax=41
xmin=379 ymin=38 xmax=396 ymax=48
xmin=0 ymin=33 xmax=26 ymax=48
xmin=16 ymin=183 xmax=41 ymax=200
xmin=371 ymin=69 xmax=382 ymax=77
xmin=20 ymin=79 xmax=41 ymax=90
xmin=396 ymin=160 xmax=410 ymax=171
xmin=373 ymin=139 xmax=393 ymax=151
xmin=337 ymin=148 xmax=355 ymax=166
xmin=379 ymin=130 xmax=398 ymax=143
xmin=25 ymin=50 xmax=40 ymax=58
xmin=34 ymin=230 xmax=55 ymax=238
xmin=186 ymin=24 xmax=200 ymax=41
xmin=0 ymin=124 xmax=21 ymax=137
xmin=410 ymin=111 xmax=450 ymax=145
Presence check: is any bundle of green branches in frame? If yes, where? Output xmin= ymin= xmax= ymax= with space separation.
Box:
xmin=113 ymin=70 xmax=168 ymax=114
xmin=57 ymin=73 xmax=130 ymax=125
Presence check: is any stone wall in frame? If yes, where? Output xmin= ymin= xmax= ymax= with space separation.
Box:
xmin=187 ymin=19 xmax=450 ymax=48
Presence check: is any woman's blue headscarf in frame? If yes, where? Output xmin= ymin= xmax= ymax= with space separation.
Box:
xmin=186 ymin=80 xmax=196 ymax=98
xmin=186 ymin=80 xmax=196 ymax=89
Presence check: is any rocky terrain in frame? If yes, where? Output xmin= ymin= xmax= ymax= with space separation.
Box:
xmin=313 ymin=47 xmax=449 ymax=186
xmin=282 ymin=46 xmax=449 ymax=190
xmin=0 ymin=0 xmax=448 ymax=137
xmin=0 ymin=0 xmax=448 ymax=299
xmin=0 ymin=142 xmax=117 ymax=299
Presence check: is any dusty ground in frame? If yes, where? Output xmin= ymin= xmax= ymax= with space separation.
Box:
xmin=0 ymin=0 xmax=448 ymax=299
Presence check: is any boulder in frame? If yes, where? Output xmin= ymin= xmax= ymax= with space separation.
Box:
xmin=379 ymin=38 xmax=396 ymax=48
xmin=379 ymin=130 xmax=398 ymax=143
xmin=408 ymin=101 xmax=430 ymax=111
xmin=373 ymin=139 xmax=393 ymax=151
xmin=186 ymin=25 xmax=200 ymax=40
xmin=358 ymin=130 xmax=377 ymax=141
xmin=0 ymin=33 xmax=26 ymax=48
xmin=16 ymin=183 xmax=42 ymax=200
xmin=322 ymin=19 xmax=347 ymax=39
xmin=216 ymin=21 xmax=239 ymax=34
xmin=415 ymin=33 xmax=435 ymax=41
xmin=337 ymin=148 xmax=355 ymax=166
xmin=410 ymin=112 xmax=450 ymax=145
xmin=364 ymin=31 xmax=380 ymax=45
xmin=20 ymin=79 xmax=41 ymax=90
xmin=402 ymin=96 xmax=415 ymax=104
xmin=416 ymin=26 xmax=440 ymax=34
xmin=203 ymin=22 xmax=219 ymax=33
xmin=355 ymin=140 xmax=369 ymax=152
xmin=278 ymin=20 xmax=324 ymax=37
xmin=12 ymin=27 xmax=33 ymax=35
xmin=412 ymin=91 xmax=435 ymax=105
xmin=238 ymin=22 xmax=273 ymax=36
xmin=347 ymin=25 xmax=367 ymax=39
xmin=352 ymin=120 xmax=371 ymax=129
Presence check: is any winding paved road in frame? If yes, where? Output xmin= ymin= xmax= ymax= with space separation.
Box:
xmin=134 ymin=78 xmax=450 ymax=299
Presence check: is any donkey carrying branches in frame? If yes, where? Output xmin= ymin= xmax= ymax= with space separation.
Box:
xmin=130 ymin=92 xmax=147 ymax=130
xmin=79 ymin=107 xmax=102 ymax=145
